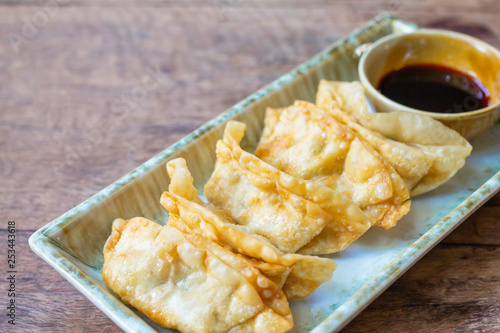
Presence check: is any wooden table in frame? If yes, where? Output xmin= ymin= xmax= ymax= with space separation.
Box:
xmin=1 ymin=1 xmax=499 ymax=332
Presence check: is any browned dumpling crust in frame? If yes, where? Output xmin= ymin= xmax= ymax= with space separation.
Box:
xmin=316 ymin=80 xmax=472 ymax=196
xmin=102 ymin=217 xmax=293 ymax=333
xmin=255 ymin=100 xmax=410 ymax=229
xmin=204 ymin=121 xmax=370 ymax=255
xmin=162 ymin=158 xmax=337 ymax=299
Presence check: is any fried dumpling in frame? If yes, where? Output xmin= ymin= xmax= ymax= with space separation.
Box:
xmin=316 ymin=80 xmax=472 ymax=196
xmin=102 ymin=217 xmax=293 ymax=333
xmin=254 ymin=101 xmax=410 ymax=229
xmin=161 ymin=158 xmax=336 ymax=299
xmin=204 ymin=121 xmax=370 ymax=255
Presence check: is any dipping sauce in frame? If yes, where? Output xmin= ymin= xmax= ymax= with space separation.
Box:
xmin=378 ymin=64 xmax=490 ymax=113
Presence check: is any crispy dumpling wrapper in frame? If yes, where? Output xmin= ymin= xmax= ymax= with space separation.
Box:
xmin=102 ymin=217 xmax=293 ymax=333
xmin=161 ymin=158 xmax=336 ymax=299
xmin=204 ymin=121 xmax=370 ymax=255
xmin=316 ymin=80 xmax=473 ymax=196
xmin=255 ymin=101 xmax=410 ymax=229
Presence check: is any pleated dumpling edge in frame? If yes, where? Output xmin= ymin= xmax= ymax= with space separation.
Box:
xmin=316 ymin=80 xmax=473 ymax=196
xmin=204 ymin=121 xmax=371 ymax=255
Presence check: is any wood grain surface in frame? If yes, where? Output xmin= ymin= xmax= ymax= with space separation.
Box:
xmin=1 ymin=0 xmax=499 ymax=332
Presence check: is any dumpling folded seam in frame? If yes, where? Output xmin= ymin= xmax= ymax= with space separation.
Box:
xmin=204 ymin=121 xmax=371 ymax=255
xmin=162 ymin=157 xmax=337 ymax=299
xmin=254 ymin=100 xmax=410 ymax=229
xmin=316 ymin=80 xmax=472 ymax=196
xmin=103 ymin=217 xmax=294 ymax=333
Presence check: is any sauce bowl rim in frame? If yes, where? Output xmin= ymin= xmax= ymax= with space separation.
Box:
xmin=358 ymin=28 xmax=500 ymax=119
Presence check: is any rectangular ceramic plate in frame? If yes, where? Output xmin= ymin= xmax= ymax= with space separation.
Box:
xmin=30 ymin=14 xmax=500 ymax=333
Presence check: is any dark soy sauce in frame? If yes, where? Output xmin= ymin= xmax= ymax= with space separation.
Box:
xmin=378 ymin=64 xmax=490 ymax=113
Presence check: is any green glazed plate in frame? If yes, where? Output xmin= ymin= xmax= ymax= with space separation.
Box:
xmin=30 ymin=14 xmax=500 ymax=333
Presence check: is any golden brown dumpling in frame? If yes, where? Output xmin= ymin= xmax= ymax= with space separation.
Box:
xmin=316 ymin=80 xmax=472 ymax=196
xmin=161 ymin=158 xmax=336 ymax=299
xmin=204 ymin=121 xmax=370 ymax=255
xmin=102 ymin=217 xmax=293 ymax=333
xmin=255 ymin=101 xmax=410 ymax=229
